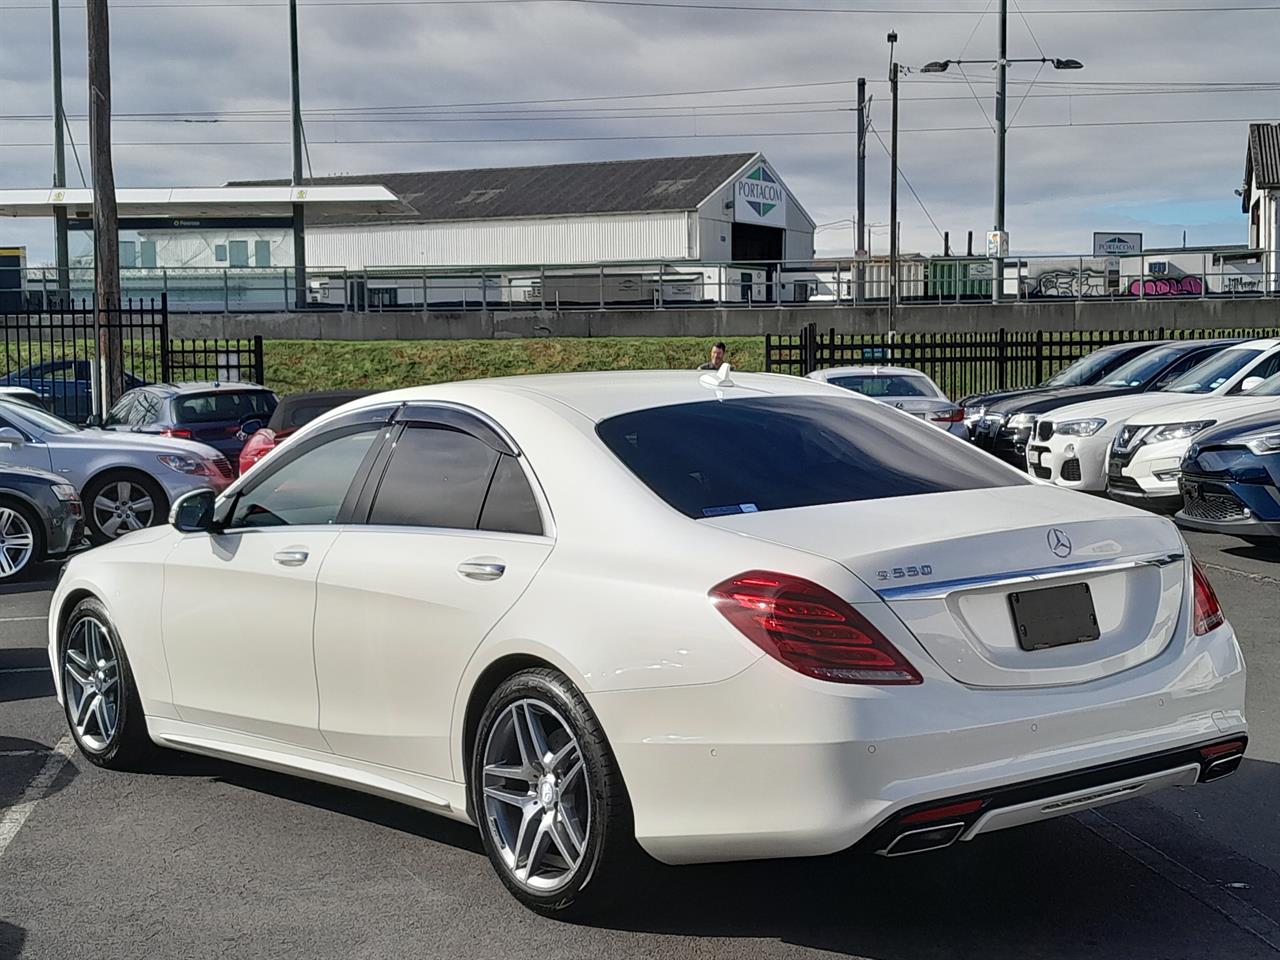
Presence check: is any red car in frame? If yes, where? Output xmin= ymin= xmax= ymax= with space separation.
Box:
xmin=238 ymin=389 xmax=374 ymax=475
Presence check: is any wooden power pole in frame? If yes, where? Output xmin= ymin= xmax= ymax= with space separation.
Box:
xmin=88 ymin=0 xmax=124 ymax=409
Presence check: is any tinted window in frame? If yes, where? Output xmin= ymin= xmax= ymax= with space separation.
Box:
xmin=1099 ymin=346 xmax=1186 ymax=387
xmin=104 ymin=394 xmax=136 ymax=428
xmin=598 ymin=396 xmax=1026 ymax=519
xmin=369 ymin=426 xmax=499 ymax=529
xmin=230 ymin=427 xmax=379 ymax=528
xmin=479 ymin=455 xmax=543 ymax=536
xmin=1165 ymin=349 xmax=1263 ymax=393
xmin=826 ymin=374 xmax=934 ymax=398
xmin=175 ymin=390 xmax=276 ymax=424
xmin=1236 ymin=352 xmax=1280 ymax=392
xmin=132 ymin=391 xmax=163 ymax=426
xmin=1248 ymin=373 xmax=1280 ymax=396
xmin=1151 ymin=349 xmax=1221 ymax=389
xmin=1045 ymin=347 xmax=1141 ymax=387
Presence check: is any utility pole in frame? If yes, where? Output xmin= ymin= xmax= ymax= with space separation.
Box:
xmin=992 ymin=0 xmax=1009 ymax=303
xmin=88 ymin=0 xmax=123 ymax=409
xmin=289 ymin=0 xmax=307 ymax=310
xmin=887 ymin=33 xmax=899 ymax=333
xmin=856 ymin=77 xmax=867 ymax=305
xmin=51 ymin=0 xmax=70 ymax=305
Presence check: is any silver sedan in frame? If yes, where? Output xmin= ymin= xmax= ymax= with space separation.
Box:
xmin=806 ymin=366 xmax=967 ymax=437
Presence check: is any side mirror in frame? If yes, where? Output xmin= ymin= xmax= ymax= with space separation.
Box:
xmin=239 ymin=418 xmax=265 ymax=437
xmin=170 ymin=489 xmax=217 ymax=534
xmin=1241 ymin=376 xmax=1265 ymax=393
xmin=83 ymin=414 xmax=102 ymax=428
xmin=0 ymin=427 xmax=25 ymax=447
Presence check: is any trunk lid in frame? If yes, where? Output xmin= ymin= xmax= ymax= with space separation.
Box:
xmin=703 ymin=485 xmax=1188 ymax=688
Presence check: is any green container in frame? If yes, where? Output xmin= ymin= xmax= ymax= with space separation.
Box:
xmin=928 ymin=259 xmax=994 ymax=301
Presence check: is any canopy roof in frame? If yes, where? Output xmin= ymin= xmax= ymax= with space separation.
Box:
xmin=0 ymin=184 xmax=404 ymax=220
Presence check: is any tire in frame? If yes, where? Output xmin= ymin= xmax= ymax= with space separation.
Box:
xmin=0 ymin=497 xmax=43 ymax=581
xmin=470 ymin=668 xmax=638 ymax=918
xmin=59 ymin=597 xmax=156 ymax=770
xmin=82 ymin=472 xmax=168 ymax=545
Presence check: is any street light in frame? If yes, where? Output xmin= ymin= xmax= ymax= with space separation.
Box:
xmin=919 ymin=56 xmax=1085 ymax=73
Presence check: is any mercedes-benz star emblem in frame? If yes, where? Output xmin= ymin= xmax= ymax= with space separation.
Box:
xmin=1047 ymin=528 xmax=1073 ymax=558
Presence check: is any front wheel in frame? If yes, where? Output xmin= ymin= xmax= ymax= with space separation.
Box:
xmin=59 ymin=597 xmax=155 ymax=769
xmin=471 ymin=668 xmax=638 ymax=918
xmin=83 ymin=473 xmax=166 ymax=544
xmin=0 ymin=499 xmax=41 ymax=581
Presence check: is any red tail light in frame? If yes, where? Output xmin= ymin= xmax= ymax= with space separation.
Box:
xmin=1191 ymin=557 xmax=1225 ymax=636
xmin=899 ymin=798 xmax=985 ymax=826
xmin=161 ymin=427 xmax=194 ymax=440
xmin=931 ymin=408 xmax=965 ymax=424
xmin=238 ymin=429 xmax=276 ymax=475
xmin=709 ymin=572 xmax=922 ymax=685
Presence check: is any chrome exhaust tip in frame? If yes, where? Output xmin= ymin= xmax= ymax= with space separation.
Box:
xmin=881 ymin=822 xmax=966 ymax=857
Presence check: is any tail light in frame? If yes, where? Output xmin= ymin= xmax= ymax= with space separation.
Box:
xmin=931 ymin=408 xmax=965 ymax=424
xmin=709 ymin=572 xmax=922 ymax=684
xmin=1191 ymin=557 xmax=1225 ymax=636
xmin=161 ymin=427 xmax=194 ymax=440
xmin=238 ymin=428 xmax=276 ymax=474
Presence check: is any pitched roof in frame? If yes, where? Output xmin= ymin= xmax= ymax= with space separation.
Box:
xmin=1244 ymin=123 xmax=1280 ymax=210
xmin=229 ymin=153 xmax=758 ymax=225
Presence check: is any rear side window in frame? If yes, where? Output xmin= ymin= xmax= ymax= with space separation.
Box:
xmin=479 ymin=455 xmax=543 ymax=536
xmin=175 ymin=390 xmax=277 ymax=424
xmin=597 ymin=395 xmax=1026 ymax=519
xmin=370 ymin=426 xmax=499 ymax=529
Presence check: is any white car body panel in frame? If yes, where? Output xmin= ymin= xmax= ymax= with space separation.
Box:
xmin=47 ymin=371 xmax=1248 ymax=867
xmin=1028 ymin=342 xmax=1280 ymax=492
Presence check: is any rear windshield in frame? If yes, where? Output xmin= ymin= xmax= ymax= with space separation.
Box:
xmin=826 ymin=374 xmax=936 ymax=398
xmin=1164 ymin=349 xmax=1261 ymax=394
xmin=174 ymin=390 xmax=277 ymax=424
xmin=269 ymin=395 xmax=364 ymax=432
xmin=597 ymin=395 xmax=1026 ymax=519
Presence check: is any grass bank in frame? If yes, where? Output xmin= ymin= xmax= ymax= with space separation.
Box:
xmin=261 ymin=336 xmax=766 ymax=394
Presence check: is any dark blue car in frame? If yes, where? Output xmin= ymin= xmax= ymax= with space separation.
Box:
xmin=1176 ymin=410 xmax=1280 ymax=544
xmin=0 ymin=359 xmax=144 ymax=423
xmin=104 ymin=382 xmax=278 ymax=470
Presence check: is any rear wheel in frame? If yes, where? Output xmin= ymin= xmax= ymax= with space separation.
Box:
xmin=471 ymin=668 xmax=637 ymax=918
xmin=59 ymin=597 xmax=155 ymax=769
xmin=0 ymin=498 xmax=41 ymax=581
xmin=83 ymin=472 xmax=167 ymax=544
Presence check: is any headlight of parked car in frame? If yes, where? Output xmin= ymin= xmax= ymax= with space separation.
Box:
xmin=158 ymin=454 xmax=214 ymax=477
xmin=1144 ymin=421 xmax=1217 ymax=445
xmin=1007 ymin=413 xmax=1036 ymax=430
xmin=1240 ymin=431 xmax=1280 ymax=456
xmin=1054 ymin=418 xmax=1107 ymax=438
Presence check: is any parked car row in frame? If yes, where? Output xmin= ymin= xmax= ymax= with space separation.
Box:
xmin=0 ymin=382 xmax=371 ymax=580
xmin=958 ymin=339 xmax=1280 ymax=545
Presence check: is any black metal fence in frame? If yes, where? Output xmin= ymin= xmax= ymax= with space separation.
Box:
xmin=1 ymin=297 xmax=265 ymax=422
xmin=765 ymin=324 xmax=1280 ymax=399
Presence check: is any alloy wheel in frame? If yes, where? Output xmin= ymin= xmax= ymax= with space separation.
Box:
xmin=93 ymin=481 xmax=155 ymax=538
xmin=481 ymin=698 xmax=592 ymax=893
xmin=62 ymin=617 xmax=121 ymax=752
xmin=0 ymin=506 xmax=35 ymax=579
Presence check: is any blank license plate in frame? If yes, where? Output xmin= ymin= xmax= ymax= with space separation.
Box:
xmin=1027 ymin=450 xmax=1041 ymax=466
xmin=1009 ymin=582 xmax=1100 ymax=652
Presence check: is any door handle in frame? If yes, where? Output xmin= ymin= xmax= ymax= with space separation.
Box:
xmin=273 ymin=549 xmax=310 ymax=567
xmin=458 ymin=560 xmax=506 ymax=582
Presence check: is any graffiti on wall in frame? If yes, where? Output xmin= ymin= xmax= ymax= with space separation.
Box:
xmin=1032 ymin=267 xmax=1110 ymax=298
xmin=1127 ymin=275 xmax=1204 ymax=297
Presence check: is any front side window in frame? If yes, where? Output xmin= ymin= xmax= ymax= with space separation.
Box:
xmin=369 ymin=426 xmax=499 ymax=529
xmin=598 ymin=395 xmax=1026 ymax=519
xmin=229 ymin=427 xmax=379 ymax=528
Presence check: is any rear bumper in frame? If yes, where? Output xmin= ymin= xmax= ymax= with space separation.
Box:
xmin=590 ymin=620 xmax=1246 ymax=865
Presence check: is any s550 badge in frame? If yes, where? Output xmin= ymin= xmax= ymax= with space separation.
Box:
xmin=876 ymin=565 xmax=934 ymax=582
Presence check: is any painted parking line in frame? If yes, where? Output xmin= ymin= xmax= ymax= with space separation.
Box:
xmin=0 ymin=735 xmax=74 ymax=861
xmin=0 ymin=667 xmax=50 ymax=674
xmin=0 ymin=616 xmax=46 ymax=623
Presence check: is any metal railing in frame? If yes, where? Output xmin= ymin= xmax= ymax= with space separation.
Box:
xmin=13 ymin=253 xmax=1278 ymax=314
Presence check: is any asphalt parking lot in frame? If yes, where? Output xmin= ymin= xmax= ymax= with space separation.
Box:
xmin=1 ymin=532 xmax=1278 ymax=960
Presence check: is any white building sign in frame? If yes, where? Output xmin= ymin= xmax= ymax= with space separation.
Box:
xmin=733 ymin=164 xmax=787 ymax=227
xmin=1093 ymin=232 xmax=1143 ymax=257
xmin=986 ymin=231 xmax=1009 ymax=259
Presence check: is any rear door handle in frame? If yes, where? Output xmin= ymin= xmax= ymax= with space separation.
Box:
xmin=458 ymin=560 xmax=506 ymax=582
xmin=273 ymin=549 xmax=310 ymax=567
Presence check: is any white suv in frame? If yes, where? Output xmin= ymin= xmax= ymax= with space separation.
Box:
xmin=1025 ymin=339 xmax=1280 ymax=497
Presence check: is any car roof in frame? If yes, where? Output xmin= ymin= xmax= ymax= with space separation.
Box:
xmin=141 ymin=381 xmax=272 ymax=397
xmin=342 ymin=370 xmax=849 ymax=424
xmin=812 ymin=366 xmax=932 ymax=378
xmin=1233 ymin=338 xmax=1280 ymax=351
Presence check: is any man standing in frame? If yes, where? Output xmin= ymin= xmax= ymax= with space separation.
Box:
xmin=698 ymin=342 xmax=727 ymax=370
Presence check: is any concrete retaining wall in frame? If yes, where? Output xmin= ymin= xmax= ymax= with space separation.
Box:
xmin=169 ymin=298 xmax=1280 ymax=341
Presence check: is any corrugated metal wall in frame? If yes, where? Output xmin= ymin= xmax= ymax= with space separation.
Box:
xmin=308 ymin=213 xmax=692 ymax=268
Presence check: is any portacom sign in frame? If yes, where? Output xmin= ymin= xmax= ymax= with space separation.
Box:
xmin=734 ymin=164 xmax=787 ymax=227
xmin=1093 ymin=232 xmax=1143 ymax=257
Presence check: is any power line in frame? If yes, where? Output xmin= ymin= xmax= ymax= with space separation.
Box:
xmin=867 ymin=120 xmax=946 ymax=242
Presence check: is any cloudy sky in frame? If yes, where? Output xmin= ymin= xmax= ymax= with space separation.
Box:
xmin=1 ymin=0 xmax=1277 ymax=265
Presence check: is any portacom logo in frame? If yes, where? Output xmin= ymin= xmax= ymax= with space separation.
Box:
xmin=737 ymin=166 xmax=784 ymax=218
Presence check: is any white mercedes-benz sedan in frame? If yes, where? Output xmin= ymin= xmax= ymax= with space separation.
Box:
xmin=48 ymin=370 xmax=1248 ymax=916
